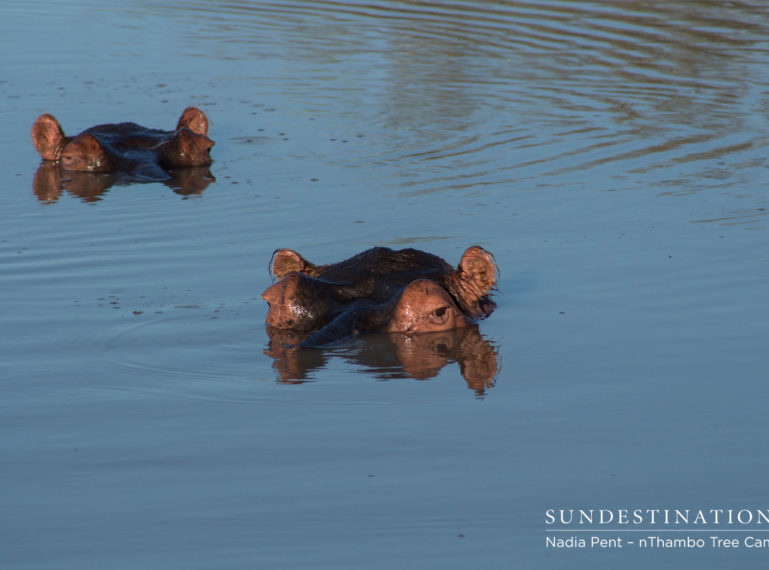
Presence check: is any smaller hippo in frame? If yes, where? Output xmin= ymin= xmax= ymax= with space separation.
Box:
xmin=30 ymin=107 xmax=213 ymax=181
xmin=262 ymin=246 xmax=498 ymax=347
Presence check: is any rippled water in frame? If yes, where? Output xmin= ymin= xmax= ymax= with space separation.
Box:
xmin=2 ymin=1 xmax=769 ymax=569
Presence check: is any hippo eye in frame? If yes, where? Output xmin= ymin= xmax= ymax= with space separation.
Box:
xmin=430 ymin=306 xmax=449 ymax=323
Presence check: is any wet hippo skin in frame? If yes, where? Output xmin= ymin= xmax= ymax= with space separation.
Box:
xmin=30 ymin=107 xmax=214 ymax=180
xmin=262 ymin=246 xmax=498 ymax=347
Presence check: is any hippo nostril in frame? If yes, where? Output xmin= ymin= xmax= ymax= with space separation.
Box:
xmin=262 ymin=282 xmax=284 ymax=308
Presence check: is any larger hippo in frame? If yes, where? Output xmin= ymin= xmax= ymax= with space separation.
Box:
xmin=30 ymin=107 xmax=214 ymax=181
xmin=262 ymin=246 xmax=498 ymax=347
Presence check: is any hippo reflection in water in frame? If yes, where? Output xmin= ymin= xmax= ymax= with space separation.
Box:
xmin=30 ymin=107 xmax=214 ymax=201
xmin=265 ymin=327 xmax=500 ymax=395
xmin=262 ymin=246 xmax=498 ymax=347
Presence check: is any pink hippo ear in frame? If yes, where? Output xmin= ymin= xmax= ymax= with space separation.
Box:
xmin=60 ymin=133 xmax=111 ymax=172
xmin=176 ymin=107 xmax=209 ymax=135
xmin=453 ymin=246 xmax=498 ymax=318
xmin=270 ymin=249 xmax=318 ymax=278
xmin=157 ymin=128 xmax=214 ymax=167
xmin=458 ymin=246 xmax=497 ymax=293
xmin=31 ymin=114 xmax=68 ymax=161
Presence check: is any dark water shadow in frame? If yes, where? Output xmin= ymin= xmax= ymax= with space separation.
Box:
xmin=33 ymin=162 xmax=216 ymax=203
xmin=264 ymin=326 xmax=500 ymax=396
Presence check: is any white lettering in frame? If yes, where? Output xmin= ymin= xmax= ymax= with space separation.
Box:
xmin=639 ymin=536 xmax=705 ymax=548
xmin=546 ymin=536 xmax=585 ymax=548
xmin=745 ymin=536 xmax=769 ymax=548
xmin=599 ymin=509 xmax=613 ymax=524
xmin=591 ymin=536 xmax=623 ymax=548
xmin=544 ymin=507 xmax=769 ymax=527
xmin=710 ymin=536 xmax=739 ymax=548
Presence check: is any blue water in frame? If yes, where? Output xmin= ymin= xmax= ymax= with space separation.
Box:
xmin=1 ymin=1 xmax=768 ymax=568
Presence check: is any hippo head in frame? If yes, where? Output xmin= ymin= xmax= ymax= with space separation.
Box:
xmin=155 ymin=127 xmax=214 ymax=168
xmin=30 ymin=107 xmax=214 ymax=173
xmin=261 ymin=246 xmax=497 ymax=347
xmin=59 ymin=132 xmax=112 ymax=172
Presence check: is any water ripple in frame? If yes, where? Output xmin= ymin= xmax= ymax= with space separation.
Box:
xmin=90 ymin=0 xmax=769 ymax=206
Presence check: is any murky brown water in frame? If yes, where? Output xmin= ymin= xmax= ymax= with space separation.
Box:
xmin=2 ymin=1 xmax=768 ymax=568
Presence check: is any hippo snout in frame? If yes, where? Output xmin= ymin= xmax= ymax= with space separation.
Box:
xmin=262 ymin=272 xmax=329 ymax=332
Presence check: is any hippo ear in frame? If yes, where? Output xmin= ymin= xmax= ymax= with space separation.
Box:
xmin=458 ymin=246 xmax=497 ymax=294
xmin=31 ymin=114 xmax=67 ymax=161
xmin=176 ymin=107 xmax=209 ymax=135
xmin=270 ymin=249 xmax=317 ymax=278
xmin=453 ymin=246 xmax=498 ymax=319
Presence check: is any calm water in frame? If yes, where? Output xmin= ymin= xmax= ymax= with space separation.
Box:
xmin=2 ymin=1 xmax=768 ymax=568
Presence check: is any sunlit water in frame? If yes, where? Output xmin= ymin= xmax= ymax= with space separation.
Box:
xmin=1 ymin=1 xmax=768 ymax=569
